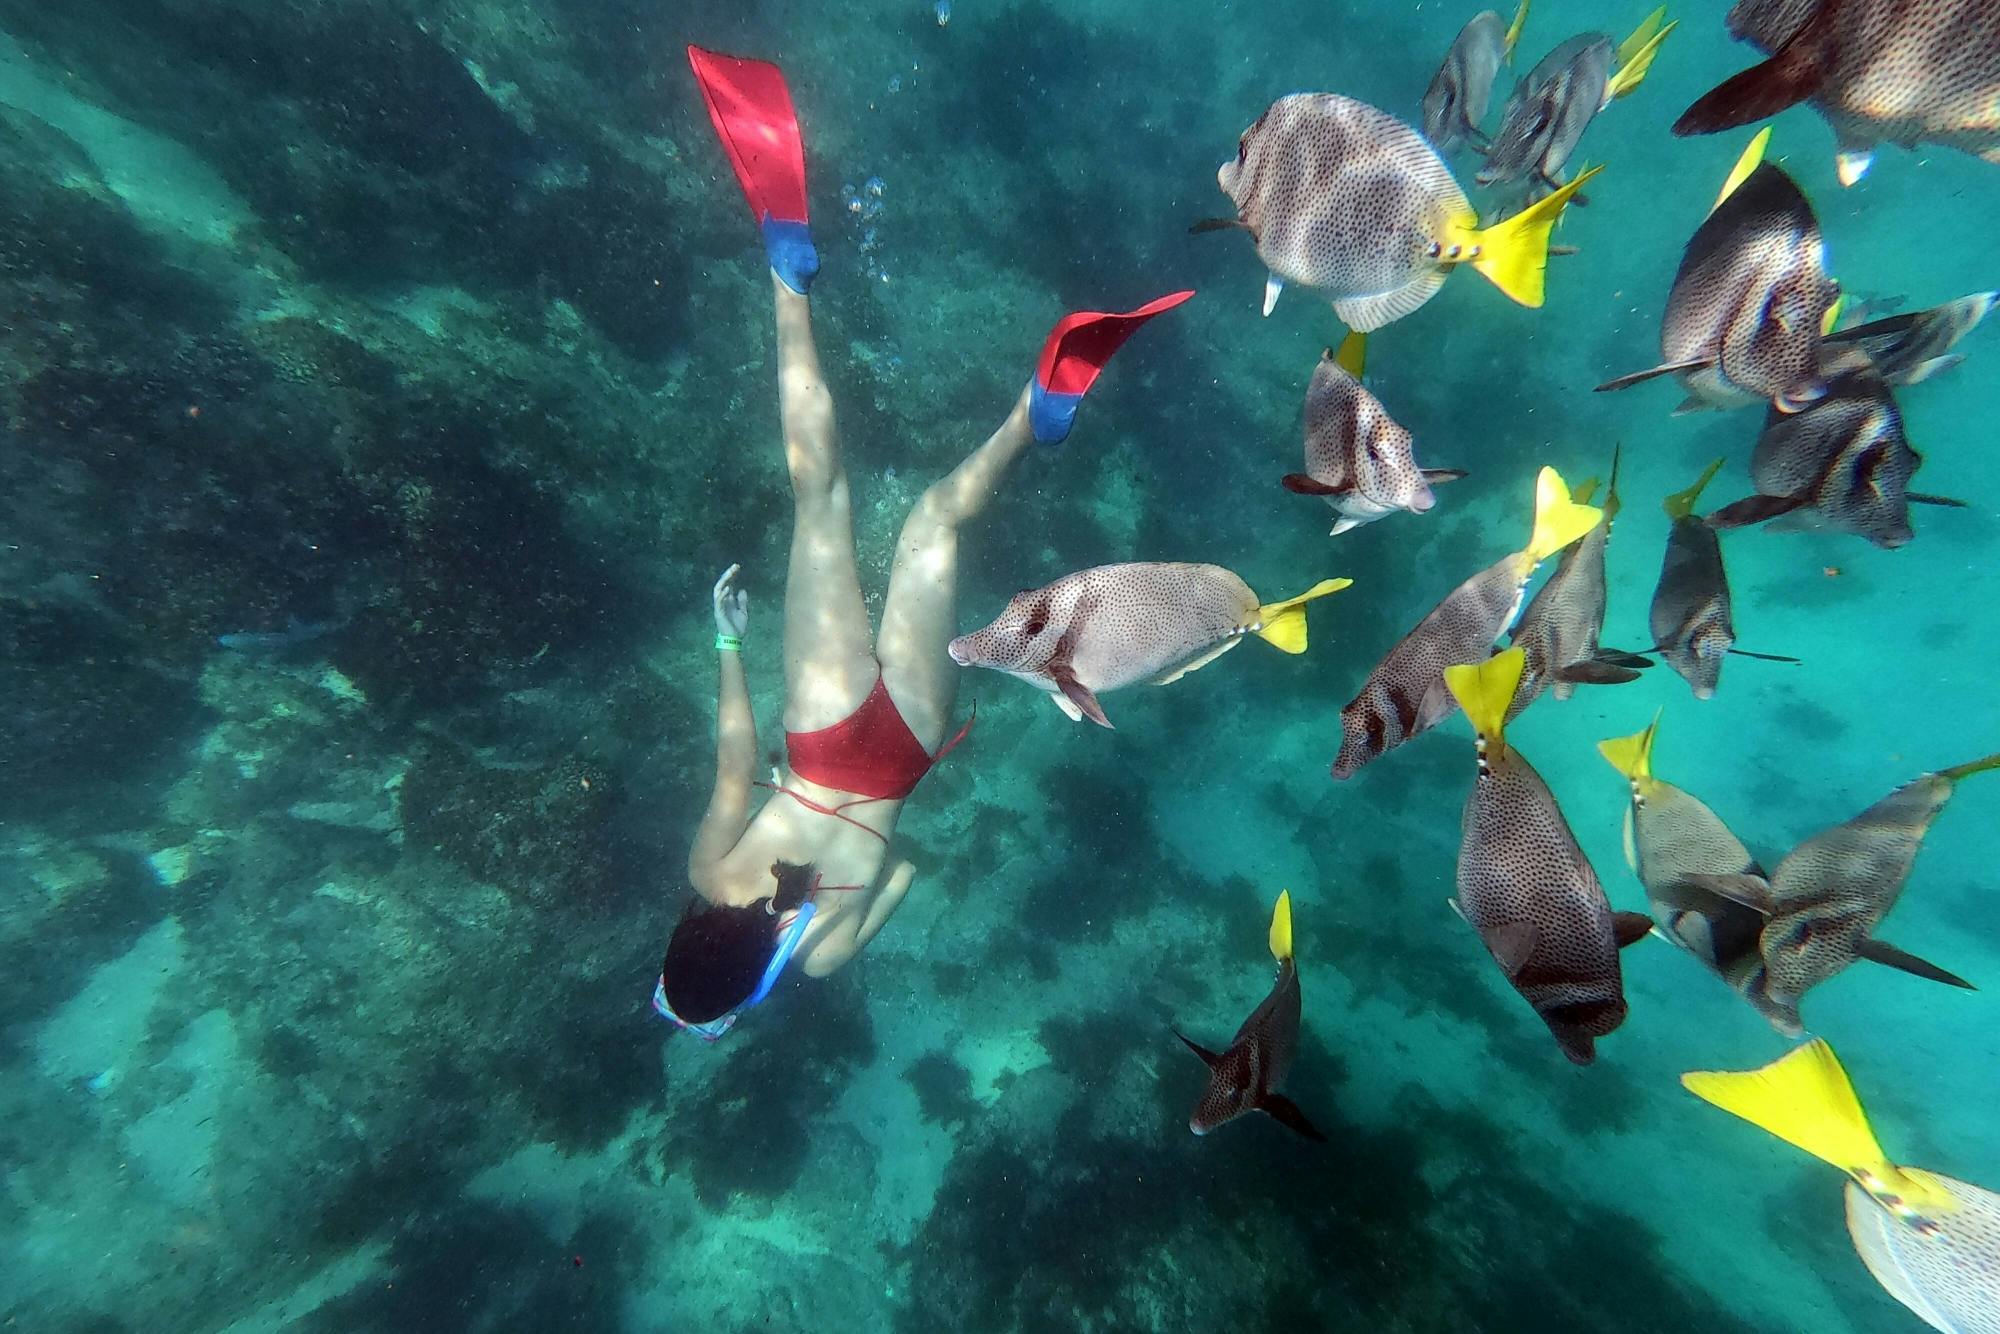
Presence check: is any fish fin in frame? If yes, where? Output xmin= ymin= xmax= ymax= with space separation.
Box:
xmin=1593 ymin=648 xmax=1654 ymax=669
xmin=1174 ymin=1030 xmax=1224 ymax=1068
xmin=1466 ymin=166 xmax=1602 ymax=309
xmin=1675 ymin=2 xmax=1832 ymax=140
xmin=1938 ymin=752 xmax=2000 ymax=782
xmin=1333 ymin=330 xmax=1367 ymax=378
xmin=1049 ymin=662 xmax=1112 ymax=728
xmin=1571 ymin=477 xmax=1602 ymax=505
xmin=1727 ymin=648 xmax=1801 ymax=663
xmin=1663 ymin=458 xmax=1725 ymax=520
xmin=1836 ymin=149 xmax=1875 ymax=188
xmin=1262 ymin=273 xmax=1284 ymax=317
xmin=1671 ymin=394 xmax=1712 ymax=416
xmin=1597 ymin=712 xmax=1660 ymax=782
xmin=1820 ymin=292 xmax=1848 ymax=337
xmin=1711 ymin=127 xmax=1773 ymax=211
xmin=1443 ymin=647 xmax=1527 ymax=750
xmin=1189 ymin=217 xmax=1247 ymax=235
xmin=1329 ymin=517 xmax=1362 ymax=537
xmin=1332 ymin=270 xmax=1447 ymax=332
xmin=1900 ymin=355 xmax=1964 ymax=385
xmin=1151 ymin=639 xmax=1240 ymax=686
xmin=1421 ymin=468 xmax=1469 ymax=486
xmin=1483 ymin=921 xmax=1539 ymax=977
xmin=1907 ymin=492 xmax=1971 ymax=508
xmin=1613 ymin=911 xmax=1654 ymax=949
xmin=1257 ymin=1092 xmax=1327 ymax=1143
xmin=1680 ymin=871 xmax=1776 ymax=913
xmin=1050 ymin=692 xmax=1085 ymax=723
xmin=1269 ymin=890 xmax=1294 ymax=963
xmin=1557 ymin=659 xmax=1644 ymax=686
xmin=1594 ymin=357 xmax=1713 ymax=393
xmin=1855 ymin=938 xmax=1975 ymax=990
xmin=1622 ymin=806 xmax=1638 ymax=873
xmin=1447 ymin=897 xmax=1468 ymax=925
xmin=1525 ymin=466 xmax=1603 ymax=563
xmin=1282 ymin=473 xmax=1344 ymax=496
xmin=1254 ymin=579 xmax=1352 ymax=654
xmin=1502 ymin=0 xmax=1529 ymax=58
xmin=1706 ymin=492 xmax=1806 ymax=529
xmin=1607 ymin=10 xmax=1674 ymax=102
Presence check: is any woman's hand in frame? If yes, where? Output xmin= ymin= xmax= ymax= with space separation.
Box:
xmin=713 ymin=564 xmax=749 ymax=637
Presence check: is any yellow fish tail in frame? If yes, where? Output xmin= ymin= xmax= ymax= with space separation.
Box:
xmin=1607 ymin=9 xmax=1675 ymax=100
xmin=1713 ymin=127 xmax=1772 ymax=214
xmin=1333 ymin=330 xmax=1368 ymax=378
xmin=1821 ymin=290 xmax=1848 ymax=336
xmin=1254 ymin=578 xmax=1352 ymax=654
xmin=1503 ymin=0 xmax=1530 ymax=59
xmin=1269 ymin=890 xmax=1294 ymax=962
xmin=1597 ymin=711 xmax=1662 ymax=783
xmin=1444 ymin=646 xmax=1527 ymax=752
xmin=1467 ymin=166 xmax=1603 ymax=309
xmin=1526 ymin=465 xmax=1603 ymax=564
xmin=1939 ymin=752 xmax=2000 ymax=782
xmin=1664 ymin=458 xmax=1724 ymax=521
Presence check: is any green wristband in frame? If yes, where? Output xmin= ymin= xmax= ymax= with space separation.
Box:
xmin=716 ymin=633 xmax=742 ymax=653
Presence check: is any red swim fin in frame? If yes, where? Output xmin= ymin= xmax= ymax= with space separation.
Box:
xmin=1029 ymin=290 xmax=1194 ymax=441
xmin=687 ymin=46 xmax=809 ymax=226
xmin=1673 ymin=5 xmax=1834 ymax=137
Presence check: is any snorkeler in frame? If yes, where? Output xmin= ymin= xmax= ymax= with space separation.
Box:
xmin=656 ymin=47 xmax=1190 ymax=1038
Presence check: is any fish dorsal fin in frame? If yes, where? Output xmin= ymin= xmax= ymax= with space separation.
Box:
xmin=1603 ymin=443 xmax=1623 ymax=522
xmin=1333 ymin=271 xmax=1447 ymax=332
xmin=1333 ymin=331 xmax=1368 ymax=379
xmin=1175 ymin=1030 xmax=1225 ymax=1069
xmin=1663 ymin=458 xmax=1725 ymax=520
xmin=1268 ymin=890 xmax=1294 ymax=963
xmin=1253 ymin=578 xmax=1352 ymax=654
xmin=1612 ymin=911 xmax=1654 ymax=949
xmin=1938 ymin=752 xmax=2000 ymax=783
xmin=1443 ymin=647 xmax=1526 ymax=753
xmin=1606 ymin=9 xmax=1675 ymax=102
xmin=1503 ymin=0 xmax=1530 ymax=58
xmin=1597 ymin=710 xmax=1661 ymax=785
xmin=1525 ymin=465 xmax=1603 ymax=564
xmin=1465 ymin=166 xmax=1603 ymax=309
xmin=1821 ymin=291 xmax=1848 ymax=336
xmin=1484 ymin=921 xmax=1539 ymax=976
xmin=1712 ymin=128 xmax=1772 ymax=214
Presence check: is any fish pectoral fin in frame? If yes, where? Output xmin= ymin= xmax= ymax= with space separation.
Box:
xmin=1707 ymin=492 xmax=1807 ymax=529
xmin=1727 ymin=647 xmax=1801 ymax=664
xmin=1855 ymin=938 xmax=1975 ymax=990
xmin=1188 ymin=217 xmax=1247 ymax=235
xmin=1612 ymin=911 xmax=1654 ymax=950
xmin=1899 ymin=354 xmax=1964 ymax=385
xmin=1257 ymin=1092 xmax=1328 ymax=1143
xmin=1594 ymin=357 xmax=1712 ymax=394
xmin=1421 ymin=468 xmax=1469 ymax=485
xmin=1049 ymin=692 xmax=1086 ymax=723
xmin=1332 ymin=269 xmax=1448 ymax=333
xmin=1672 ymin=6 xmax=1832 ymax=137
xmin=1556 ymin=658 xmax=1645 ymax=686
xmin=1174 ymin=1030 xmax=1226 ymax=1068
xmin=1050 ymin=665 xmax=1112 ymax=728
xmin=1282 ymin=473 xmax=1346 ymax=496
xmin=1151 ymin=639 xmax=1240 ymax=686
xmin=1907 ymin=491 xmax=1971 ymax=508
xmin=1482 ymin=921 xmax=1540 ymax=977
xmin=1680 ymin=872 xmax=1777 ymax=914
xmin=1262 ymin=273 xmax=1285 ymax=317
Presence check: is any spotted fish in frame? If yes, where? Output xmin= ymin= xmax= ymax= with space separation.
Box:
xmin=1596 ymin=130 xmax=1838 ymax=414
xmin=1675 ymin=0 xmax=2000 ymax=186
xmin=1202 ymin=93 xmax=1600 ymax=328
xmin=1707 ymin=364 xmax=1967 ymax=549
xmin=1443 ymin=648 xmax=1651 ymax=1065
xmin=1176 ymin=890 xmax=1325 ymax=1142
xmin=1825 ymin=289 xmax=2000 ymax=386
xmin=1507 ymin=448 xmax=1651 ymax=716
xmin=1422 ymin=3 xmax=1526 ymax=155
xmin=1647 ymin=461 xmax=1797 ymax=700
xmin=1280 ymin=333 xmax=1466 ymax=535
xmin=1686 ymin=1039 xmax=2000 ymax=1334
xmin=948 ymin=563 xmax=1349 ymax=728
xmin=1332 ymin=467 xmax=1601 ymax=779
xmin=1681 ymin=754 xmax=1993 ymax=1035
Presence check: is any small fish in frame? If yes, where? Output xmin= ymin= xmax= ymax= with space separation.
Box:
xmin=216 ymin=614 xmax=339 ymax=655
xmin=1684 ymin=1039 xmax=2000 ymax=1334
xmin=948 ymin=564 xmax=1349 ymax=728
xmin=1707 ymin=365 xmax=1966 ymax=549
xmin=1507 ymin=447 xmax=1651 ymax=715
xmin=1675 ymin=0 xmax=2000 ymax=185
xmin=1647 ymin=461 xmax=1797 ymax=700
xmin=1280 ymin=333 xmax=1466 ymax=536
xmin=1824 ymin=289 xmax=2000 ymax=386
xmin=1333 ymin=467 xmax=1600 ymax=780
xmin=1200 ymin=93 xmax=1599 ymax=328
xmin=1443 ymin=649 xmax=1651 ymax=1065
xmin=1597 ymin=715 xmax=1770 ymax=993
xmin=935 ymin=0 xmax=951 ymax=26
xmin=1422 ymin=3 xmax=1524 ymax=155
xmin=1680 ymin=754 xmax=1993 ymax=1035
xmin=1596 ymin=130 xmax=1838 ymax=414
xmin=1176 ymin=890 xmax=1325 ymax=1142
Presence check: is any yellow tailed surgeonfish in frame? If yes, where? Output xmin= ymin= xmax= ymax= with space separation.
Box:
xmin=1442 ymin=647 xmax=1651 ymax=1065
xmin=1421 ymin=0 xmax=1531 ymax=156
xmin=1199 ymin=93 xmax=1601 ymax=328
xmin=1684 ymin=1039 xmax=2000 ymax=1333
xmin=1647 ymin=459 xmax=1798 ymax=701
xmin=1332 ymin=468 xmax=1600 ymax=779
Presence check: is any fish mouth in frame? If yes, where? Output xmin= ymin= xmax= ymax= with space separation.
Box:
xmin=946 ymin=638 xmax=973 ymax=666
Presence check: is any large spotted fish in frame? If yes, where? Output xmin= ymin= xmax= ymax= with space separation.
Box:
xmin=1422 ymin=2 xmax=1528 ymax=154
xmin=1596 ymin=130 xmax=1838 ymax=414
xmin=1200 ymin=93 xmax=1600 ymax=329
xmin=1506 ymin=448 xmax=1651 ymax=716
xmin=1280 ymin=333 xmax=1466 ymax=535
xmin=1680 ymin=754 xmax=1993 ymax=1035
xmin=1175 ymin=891 xmax=1325 ymax=1142
xmin=948 ymin=563 xmax=1348 ymax=728
xmin=1707 ymin=363 xmax=1967 ymax=549
xmin=1686 ymin=1039 xmax=2000 ymax=1334
xmin=1647 ymin=460 xmax=1797 ymax=700
xmin=1332 ymin=467 xmax=1601 ymax=779
xmin=1825 ymin=289 xmax=2000 ymax=385
xmin=1443 ymin=649 xmax=1651 ymax=1065
xmin=1675 ymin=0 xmax=2000 ymax=185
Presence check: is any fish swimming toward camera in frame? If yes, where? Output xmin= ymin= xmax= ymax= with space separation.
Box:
xmin=1280 ymin=333 xmax=1466 ymax=536
xmin=1443 ymin=649 xmax=1651 ymax=1065
xmin=1676 ymin=753 xmax=1993 ymax=1036
xmin=1596 ymin=130 xmax=1838 ymax=414
xmin=1824 ymin=289 xmax=2000 ymax=387
xmin=1176 ymin=890 xmax=1325 ymax=1142
xmin=1422 ymin=1 xmax=1530 ymax=154
xmin=948 ymin=564 xmax=1349 ymax=728
xmin=1675 ymin=0 xmax=2000 ymax=186
xmin=1199 ymin=93 xmax=1600 ymax=329
xmin=1647 ymin=460 xmax=1797 ymax=700
xmin=1331 ymin=468 xmax=1599 ymax=780
xmin=1685 ymin=1039 xmax=2000 ymax=1334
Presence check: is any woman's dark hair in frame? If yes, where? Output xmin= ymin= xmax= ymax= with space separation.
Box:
xmin=658 ymin=862 xmax=818 ymax=1024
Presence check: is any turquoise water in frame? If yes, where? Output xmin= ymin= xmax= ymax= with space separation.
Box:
xmin=3 ymin=1 xmax=1995 ymax=1330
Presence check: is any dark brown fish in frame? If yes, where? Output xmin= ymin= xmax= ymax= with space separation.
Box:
xmin=1423 ymin=8 xmax=1515 ymax=154
xmin=1478 ymin=34 xmax=1614 ymax=199
xmin=1647 ymin=462 xmax=1800 ymax=699
xmin=1676 ymin=0 xmax=2000 ymax=185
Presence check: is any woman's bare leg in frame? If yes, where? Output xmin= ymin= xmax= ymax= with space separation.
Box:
xmin=875 ymin=388 xmax=1037 ymax=747
xmin=773 ymin=274 xmax=877 ymax=732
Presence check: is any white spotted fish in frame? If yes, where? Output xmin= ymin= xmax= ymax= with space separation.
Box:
xmin=1824 ymin=289 xmax=2000 ymax=386
xmin=1422 ymin=2 xmax=1528 ymax=155
xmin=1333 ymin=467 xmax=1600 ymax=780
xmin=1443 ymin=648 xmax=1651 ymax=1065
xmin=1676 ymin=0 xmax=2000 ymax=185
xmin=1176 ymin=891 xmax=1325 ymax=1142
xmin=1596 ymin=130 xmax=1838 ymax=414
xmin=1202 ymin=93 xmax=1600 ymax=329
xmin=1680 ymin=754 xmax=1993 ymax=1035
xmin=1685 ymin=1039 xmax=2000 ymax=1334
xmin=948 ymin=563 xmax=1349 ymax=728
xmin=1280 ymin=333 xmax=1466 ymax=536
xmin=1647 ymin=460 xmax=1798 ymax=700
xmin=1707 ymin=365 xmax=1967 ymax=549
xmin=1507 ymin=448 xmax=1651 ymax=716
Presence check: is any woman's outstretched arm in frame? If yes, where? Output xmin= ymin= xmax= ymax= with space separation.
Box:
xmin=689 ymin=565 xmax=757 ymax=889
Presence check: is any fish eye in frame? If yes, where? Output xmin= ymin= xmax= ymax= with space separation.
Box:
xmin=1024 ymin=616 xmax=1047 ymax=636
xmin=1237 ymin=135 xmax=1249 ymax=163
